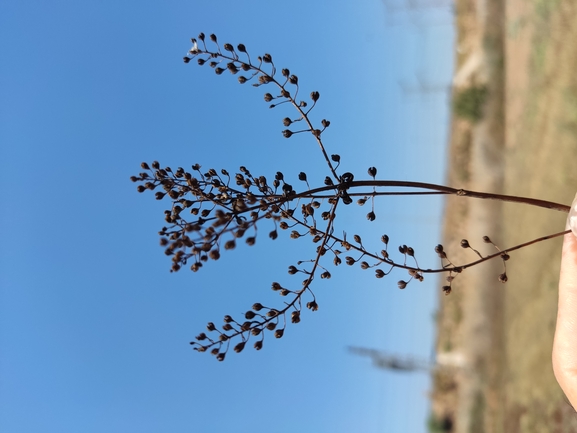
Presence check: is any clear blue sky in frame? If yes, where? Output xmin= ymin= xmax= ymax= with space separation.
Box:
xmin=0 ymin=1 xmax=454 ymax=432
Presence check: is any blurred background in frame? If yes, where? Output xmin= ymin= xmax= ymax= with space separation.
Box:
xmin=9 ymin=1 xmax=577 ymax=432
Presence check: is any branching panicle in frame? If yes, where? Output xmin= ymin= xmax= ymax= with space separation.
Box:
xmin=132 ymin=33 xmax=572 ymax=360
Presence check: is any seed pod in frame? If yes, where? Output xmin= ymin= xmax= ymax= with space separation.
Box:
xmin=291 ymin=311 xmax=300 ymax=323
xmin=375 ymin=269 xmax=385 ymax=278
xmin=307 ymin=301 xmax=319 ymax=311
xmin=397 ymin=280 xmax=407 ymax=289
xmin=254 ymin=340 xmax=263 ymax=350
xmin=460 ymin=239 xmax=470 ymax=248
xmin=234 ymin=342 xmax=245 ymax=353
xmin=310 ymin=91 xmax=320 ymax=101
xmin=368 ymin=167 xmax=377 ymax=177
xmin=274 ymin=329 xmax=284 ymax=339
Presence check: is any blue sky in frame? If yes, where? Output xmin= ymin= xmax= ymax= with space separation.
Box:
xmin=0 ymin=1 xmax=454 ymax=432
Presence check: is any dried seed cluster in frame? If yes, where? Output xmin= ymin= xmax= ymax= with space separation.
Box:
xmin=130 ymin=33 xmax=540 ymax=360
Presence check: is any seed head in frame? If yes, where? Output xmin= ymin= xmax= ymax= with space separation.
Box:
xmin=306 ymin=301 xmax=319 ymax=311
xmin=291 ymin=311 xmax=301 ymax=323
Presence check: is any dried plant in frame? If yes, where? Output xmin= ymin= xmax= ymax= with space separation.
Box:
xmin=131 ymin=33 xmax=571 ymax=361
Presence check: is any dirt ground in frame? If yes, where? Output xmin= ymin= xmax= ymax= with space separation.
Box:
xmin=431 ymin=0 xmax=577 ymax=432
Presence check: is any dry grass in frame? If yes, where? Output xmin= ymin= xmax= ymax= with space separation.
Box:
xmin=432 ymin=0 xmax=577 ymax=432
